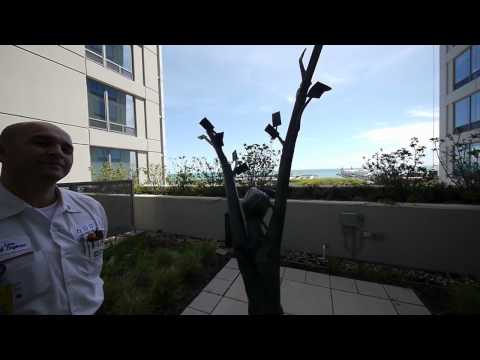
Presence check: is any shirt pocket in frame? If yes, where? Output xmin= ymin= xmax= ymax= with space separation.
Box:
xmin=0 ymin=251 xmax=52 ymax=309
xmin=76 ymin=228 xmax=105 ymax=277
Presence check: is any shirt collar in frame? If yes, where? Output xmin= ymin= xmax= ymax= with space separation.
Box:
xmin=0 ymin=182 xmax=82 ymax=220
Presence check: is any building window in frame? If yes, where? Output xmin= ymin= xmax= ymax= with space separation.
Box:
xmin=473 ymin=45 xmax=480 ymax=76
xmin=87 ymin=78 xmax=137 ymax=136
xmin=454 ymin=46 xmax=480 ymax=89
xmin=85 ymin=45 xmax=133 ymax=80
xmin=454 ymin=49 xmax=471 ymax=88
xmin=454 ymin=91 xmax=480 ymax=133
xmin=472 ymin=92 xmax=480 ymax=124
xmin=454 ymin=97 xmax=470 ymax=130
xmin=90 ymin=146 xmax=138 ymax=180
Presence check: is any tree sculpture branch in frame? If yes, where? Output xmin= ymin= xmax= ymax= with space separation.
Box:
xmin=199 ymin=45 xmax=331 ymax=314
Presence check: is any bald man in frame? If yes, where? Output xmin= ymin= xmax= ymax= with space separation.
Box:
xmin=0 ymin=121 xmax=108 ymax=315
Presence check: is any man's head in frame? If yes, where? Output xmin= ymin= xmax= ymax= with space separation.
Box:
xmin=0 ymin=121 xmax=73 ymax=184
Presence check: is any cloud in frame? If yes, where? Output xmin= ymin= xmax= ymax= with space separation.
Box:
xmin=407 ymin=106 xmax=439 ymax=119
xmin=354 ymin=121 xmax=435 ymax=149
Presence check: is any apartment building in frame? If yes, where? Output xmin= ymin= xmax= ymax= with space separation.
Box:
xmin=439 ymin=45 xmax=480 ymax=183
xmin=0 ymin=45 xmax=166 ymax=184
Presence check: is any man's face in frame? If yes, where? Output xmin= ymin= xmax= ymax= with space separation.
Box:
xmin=0 ymin=123 xmax=74 ymax=183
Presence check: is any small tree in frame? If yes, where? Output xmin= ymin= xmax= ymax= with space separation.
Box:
xmin=91 ymin=162 xmax=130 ymax=181
xmin=238 ymin=143 xmax=280 ymax=187
xmin=167 ymin=156 xmax=196 ymax=189
xmin=192 ymin=156 xmax=224 ymax=188
xmin=363 ymin=137 xmax=436 ymax=188
xmin=141 ymin=163 xmax=165 ymax=193
xmin=431 ymin=133 xmax=480 ymax=189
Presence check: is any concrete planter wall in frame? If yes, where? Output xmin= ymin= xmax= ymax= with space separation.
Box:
xmin=132 ymin=195 xmax=480 ymax=278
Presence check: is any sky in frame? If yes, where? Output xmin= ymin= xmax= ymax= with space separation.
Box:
xmin=162 ymin=45 xmax=439 ymax=171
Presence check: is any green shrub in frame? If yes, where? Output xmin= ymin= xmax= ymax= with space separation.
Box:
xmin=153 ymin=248 xmax=178 ymax=268
xmin=196 ymin=240 xmax=217 ymax=266
xmin=177 ymin=249 xmax=203 ymax=282
xmin=448 ymin=283 xmax=480 ymax=314
xmin=151 ymin=267 xmax=184 ymax=309
xmin=111 ymin=288 xmax=152 ymax=315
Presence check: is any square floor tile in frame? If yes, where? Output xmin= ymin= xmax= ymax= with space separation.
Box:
xmin=211 ymin=297 xmax=249 ymax=315
xmin=225 ymin=275 xmax=248 ymax=302
xmin=330 ymin=276 xmax=357 ymax=293
xmin=225 ymin=258 xmax=239 ymax=270
xmin=281 ymin=280 xmax=332 ymax=315
xmin=215 ymin=267 xmax=240 ymax=282
xmin=188 ymin=291 xmax=222 ymax=313
xmin=181 ymin=307 xmax=209 ymax=315
xmin=393 ymin=301 xmax=431 ymax=315
xmin=332 ymin=290 xmax=397 ymax=315
xmin=284 ymin=267 xmax=306 ymax=283
xmin=384 ymin=285 xmax=423 ymax=305
xmin=355 ymin=280 xmax=389 ymax=299
xmin=204 ymin=277 xmax=232 ymax=296
xmin=305 ymin=271 xmax=330 ymax=288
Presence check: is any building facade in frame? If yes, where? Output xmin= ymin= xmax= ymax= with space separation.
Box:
xmin=0 ymin=45 xmax=166 ymax=184
xmin=439 ymin=45 xmax=480 ymax=183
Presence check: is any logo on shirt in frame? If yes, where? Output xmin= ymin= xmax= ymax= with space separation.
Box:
xmin=0 ymin=241 xmax=27 ymax=254
xmin=76 ymin=223 xmax=96 ymax=235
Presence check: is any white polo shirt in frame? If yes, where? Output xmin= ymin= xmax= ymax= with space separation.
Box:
xmin=0 ymin=182 xmax=108 ymax=315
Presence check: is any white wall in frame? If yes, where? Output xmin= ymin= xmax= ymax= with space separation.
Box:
xmin=133 ymin=195 xmax=480 ymax=278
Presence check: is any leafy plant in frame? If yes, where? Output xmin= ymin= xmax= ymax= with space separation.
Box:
xmin=141 ymin=163 xmax=165 ymax=194
xmin=431 ymin=133 xmax=480 ymax=190
xmin=363 ymin=137 xmax=436 ymax=189
xmin=90 ymin=162 xmax=131 ymax=181
xmin=238 ymin=143 xmax=281 ymax=187
xmin=192 ymin=156 xmax=224 ymax=188
xmin=167 ymin=156 xmax=197 ymax=189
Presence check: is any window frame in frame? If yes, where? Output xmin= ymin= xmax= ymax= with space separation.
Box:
xmin=472 ymin=45 xmax=480 ymax=79
xmin=453 ymin=45 xmax=480 ymax=90
xmin=85 ymin=45 xmax=134 ymax=81
xmin=87 ymin=78 xmax=137 ymax=136
xmin=453 ymin=91 xmax=480 ymax=133
xmin=90 ymin=146 xmax=139 ymax=180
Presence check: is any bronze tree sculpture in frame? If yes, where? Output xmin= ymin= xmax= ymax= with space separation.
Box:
xmin=199 ymin=45 xmax=331 ymax=314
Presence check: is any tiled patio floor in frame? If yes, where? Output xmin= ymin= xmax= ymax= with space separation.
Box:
xmin=182 ymin=258 xmax=431 ymax=315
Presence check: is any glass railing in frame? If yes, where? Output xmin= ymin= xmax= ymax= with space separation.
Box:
xmin=89 ymin=118 xmax=136 ymax=136
xmin=86 ymin=48 xmax=133 ymax=80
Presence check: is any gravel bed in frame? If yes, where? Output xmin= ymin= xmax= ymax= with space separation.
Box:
xmin=280 ymin=249 xmax=479 ymax=288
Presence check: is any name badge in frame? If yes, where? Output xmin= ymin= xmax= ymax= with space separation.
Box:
xmin=0 ymin=238 xmax=33 ymax=263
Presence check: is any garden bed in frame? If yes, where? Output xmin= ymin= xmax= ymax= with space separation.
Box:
xmin=97 ymin=231 xmax=231 ymax=315
xmin=280 ymin=250 xmax=480 ymax=315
